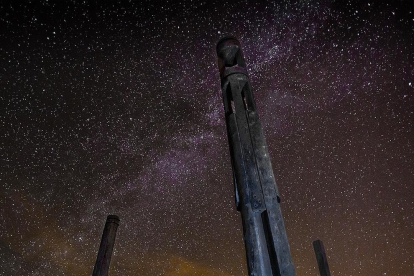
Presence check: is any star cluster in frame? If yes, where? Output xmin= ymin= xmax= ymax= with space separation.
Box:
xmin=1 ymin=1 xmax=413 ymax=275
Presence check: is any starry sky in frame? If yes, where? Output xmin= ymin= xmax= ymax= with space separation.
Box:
xmin=1 ymin=1 xmax=413 ymax=275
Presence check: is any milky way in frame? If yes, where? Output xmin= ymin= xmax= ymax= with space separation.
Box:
xmin=1 ymin=1 xmax=413 ymax=275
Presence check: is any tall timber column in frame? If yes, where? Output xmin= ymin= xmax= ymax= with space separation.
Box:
xmin=216 ymin=36 xmax=296 ymax=276
xmin=92 ymin=215 xmax=120 ymax=276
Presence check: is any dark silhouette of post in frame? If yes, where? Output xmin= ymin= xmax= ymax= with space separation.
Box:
xmin=216 ymin=36 xmax=296 ymax=276
xmin=313 ymin=240 xmax=332 ymax=276
xmin=92 ymin=215 xmax=120 ymax=276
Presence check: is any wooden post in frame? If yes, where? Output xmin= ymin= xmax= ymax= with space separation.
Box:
xmin=216 ymin=36 xmax=297 ymax=276
xmin=92 ymin=215 xmax=120 ymax=276
xmin=313 ymin=240 xmax=331 ymax=276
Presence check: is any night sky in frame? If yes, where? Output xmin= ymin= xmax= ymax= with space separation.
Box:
xmin=1 ymin=1 xmax=413 ymax=275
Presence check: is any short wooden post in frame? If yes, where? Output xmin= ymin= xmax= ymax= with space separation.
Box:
xmin=313 ymin=239 xmax=332 ymax=276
